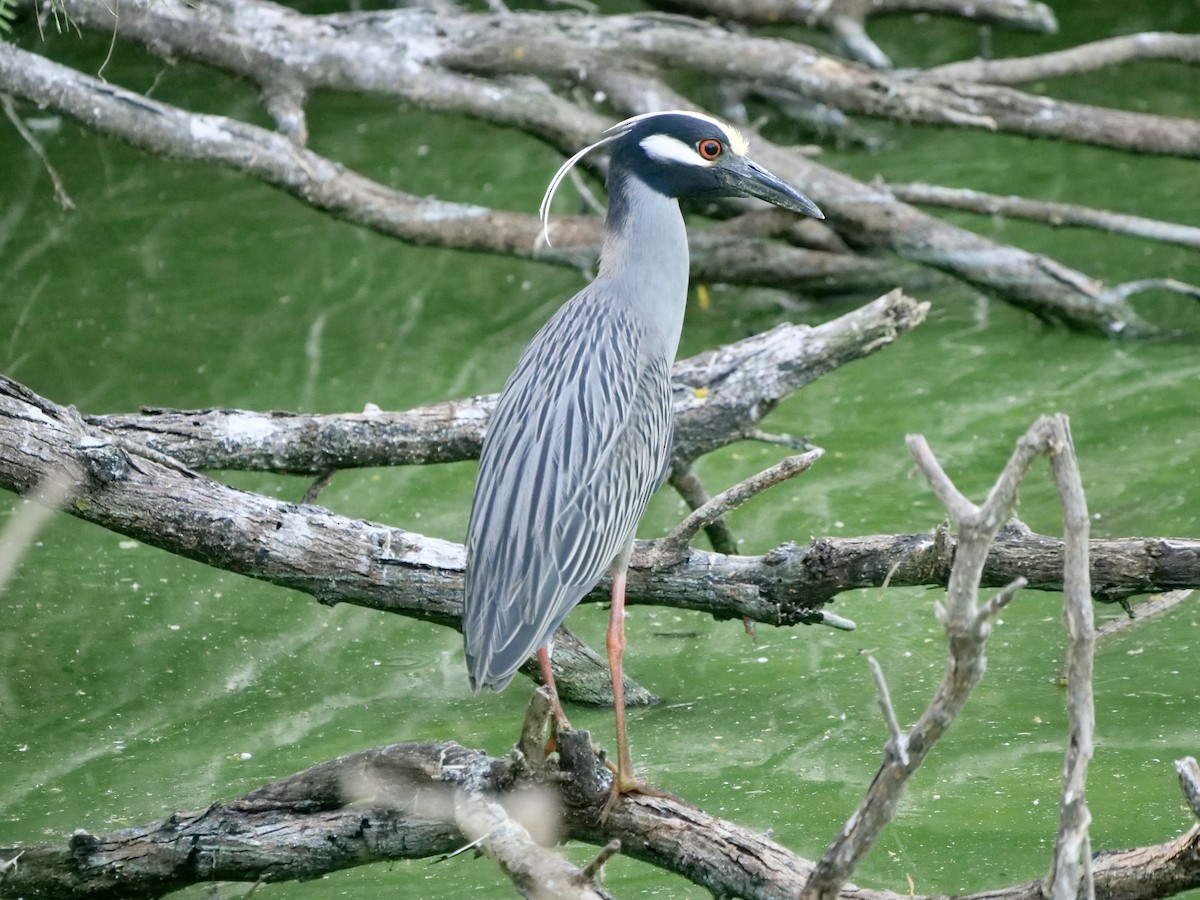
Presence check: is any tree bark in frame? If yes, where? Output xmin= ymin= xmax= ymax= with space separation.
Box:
xmin=3 ymin=733 xmax=1198 ymax=900
xmin=3 ymin=0 xmax=1187 ymax=336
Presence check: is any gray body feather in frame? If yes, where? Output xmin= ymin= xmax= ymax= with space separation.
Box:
xmin=464 ymin=174 xmax=688 ymax=691
xmin=462 ymin=111 xmax=821 ymax=694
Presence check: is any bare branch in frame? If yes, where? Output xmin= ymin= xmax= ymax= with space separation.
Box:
xmin=581 ymin=840 xmax=622 ymax=881
xmin=867 ymin=656 xmax=908 ymax=766
xmin=886 ymin=182 xmax=1200 ymax=251
xmin=926 ymin=32 xmax=1200 ymax=85
xmin=1107 ymin=279 xmax=1200 ymax=303
xmin=652 ymin=449 xmax=823 ymax=567
xmin=518 ymin=687 xmax=556 ymax=770
xmin=801 ymin=416 xmax=1091 ymax=900
xmin=868 ymin=0 xmax=1056 ymax=30
xmin=667 ymin=465 xmax=739 ymax=556
xmin=825 ymin=11 xmax=893 ymax=69
xmin=979 ymin=576 xmax=1027 ymax=625
xmin=1044 ymin=417 xmax=1095 ymax=900
xmin=651 ymin=0 xmax=1056 ymax=66
xmin=656 ymin=0 xmax=1057 ymax=32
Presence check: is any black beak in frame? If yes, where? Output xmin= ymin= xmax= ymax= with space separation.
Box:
xmin=735 ymin=157 xmax=824 ymax=219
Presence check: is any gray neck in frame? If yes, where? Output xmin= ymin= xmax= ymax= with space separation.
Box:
xmin=597 ymin=171 xmax=690 ymax=359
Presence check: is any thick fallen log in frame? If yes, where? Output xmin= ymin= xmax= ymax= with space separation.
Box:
xmin=2 ymin=730 xmax=1197 ymax=900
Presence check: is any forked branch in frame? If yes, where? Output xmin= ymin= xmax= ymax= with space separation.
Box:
xmin=800 ymin=414 xmax=1095 ymax=900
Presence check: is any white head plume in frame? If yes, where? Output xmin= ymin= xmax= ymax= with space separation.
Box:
xmin=536 ymin=111 xmax=749 ymax=248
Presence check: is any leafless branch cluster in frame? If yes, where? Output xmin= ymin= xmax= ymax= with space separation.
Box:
xmin=1 ymin=0 xmax=1197 ymax=336
xmin=2 ymin=409 xmax=1198 ymax=898
xmin=1 ymin=289 xmax=1198 ymax=896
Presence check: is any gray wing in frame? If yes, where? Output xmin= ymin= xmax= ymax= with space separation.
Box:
xmin=463 ymin=285 xmax=673 ymax=691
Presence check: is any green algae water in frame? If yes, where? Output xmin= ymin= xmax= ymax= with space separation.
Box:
xmin=1 ymin=2 xmax=1198 ymax=896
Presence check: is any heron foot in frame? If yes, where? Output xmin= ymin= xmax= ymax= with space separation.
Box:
xmin=600 ymin=764 xmax=671 ymax=822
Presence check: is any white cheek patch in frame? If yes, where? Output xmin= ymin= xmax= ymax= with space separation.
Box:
xmin=639 ymin=133 xmax=713 ymax=168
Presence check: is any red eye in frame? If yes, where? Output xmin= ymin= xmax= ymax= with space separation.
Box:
xmin=697 ymin=139 xmax=722 ymax=160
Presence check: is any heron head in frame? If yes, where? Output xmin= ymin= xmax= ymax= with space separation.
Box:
xmin=609 ymin=111 xmax=824 ymax=219
xmin=538 ymin=110 xmax=823 ymax=245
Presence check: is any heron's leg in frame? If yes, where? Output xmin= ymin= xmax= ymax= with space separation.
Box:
xmin=537 ymin=643 xmax=572 ymax=756
xmin=602 ymin=551 xmax=670 ymax=818
xmin=606 ymin=562 xmax=640 ymax=793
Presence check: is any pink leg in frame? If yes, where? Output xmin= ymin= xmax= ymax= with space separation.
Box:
xmin=606 ymin=564 xmax=639 ymax=794
xmin=536 ymin=643 xmax=571 ymax=731
xmin=601 ymin=553 xmax=668 ymax=817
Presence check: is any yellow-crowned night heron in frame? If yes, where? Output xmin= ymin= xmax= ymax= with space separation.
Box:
xmin=464 ymin=110 xmax=823 ymax=797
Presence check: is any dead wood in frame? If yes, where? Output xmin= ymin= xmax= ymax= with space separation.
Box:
xmin=800 ymin=415 xmax=1093 ymax=898
xmin=657 ymin=0 xmax=1057 ymax=31
xmin=90 ymin=289 xmax=925 ymax=474
xmin=3 ymin=5 xmax=1199 ymax=895
xmin=0 ymin=41 xmax=910 ymax=298
xmin=4 ymin=369 xmax=1200 ymax=712
xmin=2 ymin=354 xmax=1198 ymax=898
xmin=886 ymin=182 xmax=1200 ymax=252
xmin=2 ymin=730 xmax=1197 ymax=900
xmin=652 ymin=0 xmax=1056 ymax=68
xmin=925 ymin=31 xmax=1200 ymax=85
xmin=3 ymin=0 xmax=1187 ymax=335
